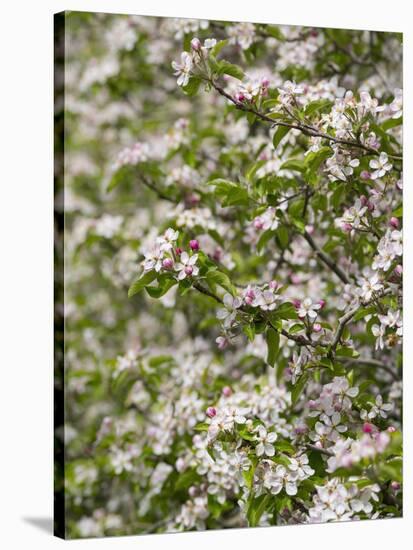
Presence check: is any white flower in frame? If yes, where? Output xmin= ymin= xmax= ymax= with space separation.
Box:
xmin=288 ymin=454 xmax=315 ymax=480
xmin=175 ymin=252 xmax=199 ymax=280
xmin=217 ymin=293 xmax=242 ymax=328
xmin=358 ymin=273 xmax=383 ymax=302
xmin=372 ymin=395 xmax=392 ymax=418
xmin=254 ymin=426 xmax=278 ymax=457
xmin=227 ymin=22 xmax=256 ymax=50
xmin=172 ymin=51 xmax=193 ymax=87
xmin=371 ymin=324 xmax=385 ymax=350
xmin=254 ymin=289 xmax=280 ymax=311
xmin=203 ymin=38 xmax=217 ymax=49
xmin=379 ymin=309 xmax=402 ymax=335
xmin=156 ymin=227 xmax=179 ymax=252
xmin=263 ymin=464 xmax=298 ymax=496
xmin=142 ymin=245 xmax=163 ymax=272
xmin=277 ymin=80 xmax=303 ymax=106
xmin=369 ymin=153 xmax=392 ymax=180
xmin=389 ymin=88 xmax=402 ymax=119
xmin=297 ymin=298 xmax=321 ymax=320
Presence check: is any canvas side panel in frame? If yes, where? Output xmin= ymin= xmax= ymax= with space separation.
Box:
xmin=54 ymin=10 xmax=66 ymax=540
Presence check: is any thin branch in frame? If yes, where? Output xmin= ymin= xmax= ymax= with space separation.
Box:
xmin=193 ymin=282 xmax=224 ymax=304
xmin=140 ymin=176 xmax=175 ymax=203
xmin=331 ymin=288 xmax=393 ymax=351
xmin=341 ymin=357 xmax=398 ymax=381
xmin=306 ymin=444 xmax=334 ymax=457
xmin=302 ymin=230 xmax=350 ymax=285
xmin=210 ymin=81 xmax=402 ymax=161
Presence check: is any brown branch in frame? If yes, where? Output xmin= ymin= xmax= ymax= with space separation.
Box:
xmin=302 ymin=230 xmax=350 ymax=285
xmin=193 ymin=282 xmax=224 ymax=304
xmin=331 ymin=288 xmax=393 ymax=351
xmin=140 ymin=176 xmax=175 ymax=203
xmin=210 ymin=81 xmax=402 ymax=161
xmin=341 ymin=357 xmax=398 ymax=381
xmin=306 ymin=443 xmax=334 ymax=457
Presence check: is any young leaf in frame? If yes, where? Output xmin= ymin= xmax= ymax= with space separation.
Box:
xmin=128 ymin=270 xmax=157 ymax=298
xmin=266 ymin=327 xmax=280 ymax=367
xmin=272 ymin=126 xmax=290 ymax=150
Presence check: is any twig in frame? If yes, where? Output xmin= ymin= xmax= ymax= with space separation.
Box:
xmin=140 ymin=176 xmax=175 ymax=203
xmin=302 ymin=230 xmax=350 ymax=285
xmin=210 ymin=81 xmax=402 ymax=161
xmin=341 ymin=357 xmax=398 ymax=381
xmin=306 ymin=444 xmax=334 ymax=457
xmin=331 ymin=288 xmax=393 ymax=351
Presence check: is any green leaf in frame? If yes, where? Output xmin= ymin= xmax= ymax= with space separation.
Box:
xmin=206 ymin=269 xmax=236 ymax=295
xmin=247 ymin=494 xmax=271 ymax=527
xmin=208 ymin=178 xmax=249 ymax=207
xmin=266 ymin=327 xmax=280 ymax=367
xmin=243 ymin=324 xmax=255 ymax=342
xmin=107 ymin=165 xmax=134 ymax=193
xmin=291 ymin=373 xmax=309 ymax=405
xmin=257 ymin=229 xmax=276 ymax=254
xmin=265 ymin=25 xmax=286 ymax=41
xmin=272 ymin=126 xmax=291 ymax=150
xmin=276 ymin=226 xmax=289 ymax=249
xmin=128 ymin=270 xmax=157 ymax=298
xmin=304 ymin=99 xmax=333 ymax=117
xmin=182 ymin=76 xmax=202 ymax=96
xmin=211 ymin=39 xmax=228 ymax=58
xmin=145 ymin=277 xmax=177 ymax=298
xmin=280 ymin=158 xmax=305 ymax=172
xmin=275 ymin=302 xmax=298 ymax=320
xmin=305 ymin=146 xmax=333 ymax=184
xmin=217 ymin=60 xmax=244 ymax=80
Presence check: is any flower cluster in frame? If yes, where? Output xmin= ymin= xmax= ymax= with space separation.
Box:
xmin=62 ymin=13 xmax=402 ymax=539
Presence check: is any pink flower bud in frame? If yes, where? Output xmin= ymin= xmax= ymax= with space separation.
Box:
xmin=187 ymin=194 xmax=200 ymax=207
xmin=308 ymin=399 xmax=317 ymax=410
xmin=367 ymin=201 xmax=375 ymax=212
xmin=222 ymin=386 xmax=232 ymax=397
xmin=294 ymin=425 xmax=307 ymax=435
xmin=216 ymin=336 xmax=228 ymax=350
xmin=191 ymin=37 xmax=202 ymax=51
xmin=387 ymin=426 xmax=397 ymax=433
xmin=162 ymin=258 xmax=174 ymax=270
xmin=253 ymin=217 xmax=264 ymax=230
xmin=189 ymin=239 xmax=200 ymax=251
xmin=318 ymin=299 xmax=326 ymax=309
xmin=313 ymin=323 xmax=322 ymax=333
xmin=206 ymin=406 xmax=217 ymax=418
xmin=342 ymin=222 xmax=353 ymax=232
xmin=184 ymin=265 xmax=193 ymax=276
xmin=269 ymin=280 xmax=279 ymax=291
xmin=213 ymin=248 xmax=223 ymax=262
xmin=360 ymin=170 xmax=371 ymax=180
xmin=261 ymin=76 xmax=270 ymax=88
xmin=390 ymin=217 xmax=400 ymax=229
xmin=235 ymin=92 xmax=246 ymax=103
xmin=395 ymin=264 xmax=402 ymax=276
xmin=175 ymin=247 xmax=183 ymax=256
xmin=391 ymin=481 xmax=401 ymax=491
xmin=292 ymin=299 xmax=301 ymax=309
xmin=314 ymin=441 xmax=323 ymax=449
xmin=360 ymin=195 xmax=368 ymax=206
xmin=244 ymin=288 xmax=255 ymax=305
xmin=363 ymin=422 xmax=374 ymax=434
xmin=305 ymin=225 xmax=314 ymax=235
